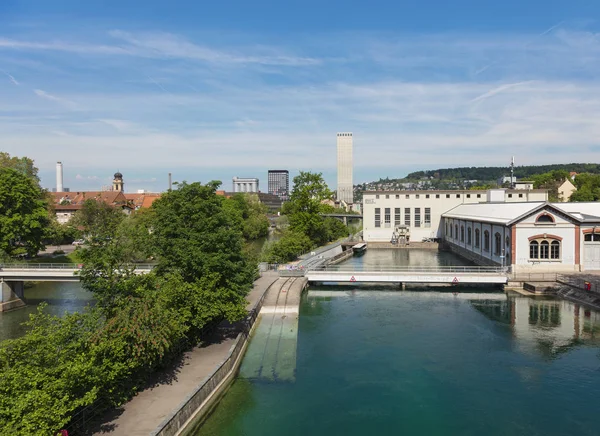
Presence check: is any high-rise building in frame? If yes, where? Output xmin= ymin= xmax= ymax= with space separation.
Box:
xmin=337 ymin=132 xmax=353 ymax=204
xmin=233 ymin=177 xmax=259 ymax=193
xmin=268 ymin=170 xmax=289 ymax=201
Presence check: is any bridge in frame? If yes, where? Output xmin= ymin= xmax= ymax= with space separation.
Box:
xmin=321 ymin=213 xmax=363 ymax=225
xmin=0 ymin=263 xmax=154 ymax=311
xmin=306 ymin=265 xmax=508 ymax=285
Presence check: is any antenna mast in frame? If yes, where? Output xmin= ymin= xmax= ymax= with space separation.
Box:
xmin=510 ymin=156 xmax=515 ymax=188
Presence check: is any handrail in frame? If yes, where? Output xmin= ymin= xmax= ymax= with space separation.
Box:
xmin=0 ymin=263 xmax=156 ymax=270
xmin=308 ymin=265 xmax=507 ymax=274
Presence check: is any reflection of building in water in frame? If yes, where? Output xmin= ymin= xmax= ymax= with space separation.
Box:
xmin=472 ymin=297 xmax=600 ymax=357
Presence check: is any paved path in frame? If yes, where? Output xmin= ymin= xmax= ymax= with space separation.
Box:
xmin=91 ymin=272 xmax=279 ymax=436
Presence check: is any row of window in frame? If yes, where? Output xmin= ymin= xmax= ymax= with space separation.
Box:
xmin=446 ymin=221 xmax=562 ymax=260
xmin=374 ymin=207 xmax=431 ymax=228
xmin=372 ymin=193 xmax=526 ymax=200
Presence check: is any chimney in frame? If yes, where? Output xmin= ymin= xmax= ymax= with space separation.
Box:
xmin=56 ymin=162 xmax=63 ymax=192
xmin=168 ymin=172 xmax=172 ymax=191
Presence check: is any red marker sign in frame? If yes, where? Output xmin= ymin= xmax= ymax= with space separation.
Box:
xmin=452 ymin=277 xmax=459 ymax=284
xmin=350 ymin=276 xmax=357 ymax=282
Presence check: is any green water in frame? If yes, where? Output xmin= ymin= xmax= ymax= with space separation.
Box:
xmin=198 ymin=250 xmax=600 ymax=436
xmin=0 ymin=282 xmax=93 ymax=341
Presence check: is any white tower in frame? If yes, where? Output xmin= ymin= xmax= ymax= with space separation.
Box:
xmin=337 ymin=132 xmax=353 ymax=204
xmin=56 ymin=162 xmax=64 ymax=192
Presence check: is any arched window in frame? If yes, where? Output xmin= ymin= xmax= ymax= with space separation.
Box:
xmin=529 ymin=241 xmax=539 ymax=259
xmin=584 ymin=234 xmax=600 ymax=242
xmin=460 ymin=226 xmax=465 ymax=242
xmin=455 ymin=224 xmax=458 ymax=240
xmin=475 ymin=228 xmax=480 ymax=248
xmin=494 ymin=232 xmax=502 ymax=256
xmin=467 ymin=227 xmax=472 ymax=245
xmin=529 ymin=237 xmax=561 ymax=260
xmin=536 ymin=214 xmax=554 ymax=224
xmin=505 ymin=235 xmax=510 ymax=247
xmin=484 ymin=230 xmax=490 ymax=251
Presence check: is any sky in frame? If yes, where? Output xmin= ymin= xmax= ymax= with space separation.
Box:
xmin=1 ymin=0 xmax=600 ymax=193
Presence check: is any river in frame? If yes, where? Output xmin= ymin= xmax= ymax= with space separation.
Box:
xmin=198 ymin=249 xmax=600 ymax=436
xmin=0 ymin=281 xmax=93 ymax=342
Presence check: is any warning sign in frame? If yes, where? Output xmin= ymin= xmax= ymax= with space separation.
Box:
xmin=452 ymin=277 xmax=459 ymax=284
xmin=350 ymin=276 xmax=357 ymax=282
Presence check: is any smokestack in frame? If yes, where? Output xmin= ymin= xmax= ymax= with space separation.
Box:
xmin=56 ymin=162 xmax=63 ymax=192
xmin=168 ymin=172 xmax=172 ymax=191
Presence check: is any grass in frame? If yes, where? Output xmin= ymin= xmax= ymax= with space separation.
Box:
xmin=28 ymin=250 xmax=82 ymax=264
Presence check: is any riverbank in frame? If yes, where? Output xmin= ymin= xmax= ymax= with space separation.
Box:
xmin=90 ymin=272 xmax=280 ymax=436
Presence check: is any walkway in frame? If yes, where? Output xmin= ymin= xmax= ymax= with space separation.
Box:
xmin=306 ymin=265 xmax=508 ymax=284
xmin=91 ymin=272 xmax=279 ymax=436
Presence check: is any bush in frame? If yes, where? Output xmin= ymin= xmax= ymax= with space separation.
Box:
xmin=261 ymin=231 xmax=313 ymax=264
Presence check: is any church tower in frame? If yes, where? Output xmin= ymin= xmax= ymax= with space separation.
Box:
xmin=112 ymin=171 xmax=124 ymax=192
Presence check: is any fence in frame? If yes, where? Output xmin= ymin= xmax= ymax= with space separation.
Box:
xmin=150 ymin=283 xmax=269 ymax=436
xmin=0 ymin=263 xmax=155 ymax=270
xmin=311 ymin=265 xmax=508 ymax=274
xmin=557 ymin=274 xmax=600 ymax=295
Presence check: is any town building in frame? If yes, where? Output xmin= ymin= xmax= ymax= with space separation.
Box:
xmin=51 ymin=191 xmax=132 ymax=224
xmin=268 ymin=170 xmax=289 ymax=201
xmin=443 ymin=201 xmax=600 ymax=273
xmin=337 ymin=132 xmax=353 ymax=204
xmin=362 ymin=189 xmax=548 ymax=243
xmin=232 ymin=177 xmax=259 ymax=193
xmin=558 ymin=178 xmax=577 ymax=202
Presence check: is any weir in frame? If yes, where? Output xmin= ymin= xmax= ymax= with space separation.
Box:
xmin=239 ymin=277 xmax=307 ymax=382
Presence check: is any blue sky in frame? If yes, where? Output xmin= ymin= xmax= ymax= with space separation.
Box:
xmin=1 ymin=0 xmax=599 ymax=193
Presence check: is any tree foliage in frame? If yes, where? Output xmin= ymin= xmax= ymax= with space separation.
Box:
xmin=0 ymin=180 xmax=260 ymax=434
xmin=263 ymin=172 xmax=350 ymax=262
xmin=571 ymin=173 xmax=600 ymax=202
xmin=0 ymin=167 xmax=49 ymax=257
xmin=0 ymin=152 xmax=39 ymax=182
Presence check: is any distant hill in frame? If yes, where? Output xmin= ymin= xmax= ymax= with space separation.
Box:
xmin=404 ymin=163 xmax=600 ymax=181
xmin=353 ymin=163 xmax=600 ymax=202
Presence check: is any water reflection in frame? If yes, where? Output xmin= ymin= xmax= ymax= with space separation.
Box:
xmin=471 ymin=297 xmax=600 ymax=358
xmin=0 ymin=281 xmax=93 ymax=341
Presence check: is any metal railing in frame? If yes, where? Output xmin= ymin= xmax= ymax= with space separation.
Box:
xmin=309 ymin=265 xmax=508 ymax=274
xmin=0 ymin=263 xmax=155 ymax=270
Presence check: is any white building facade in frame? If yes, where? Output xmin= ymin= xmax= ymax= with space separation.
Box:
xmin=362 ymin=189 xmax=548 ymax=243
xmin=443 ymin=201 xmax=600 ymax=273
xmin=233 ymin=177 xmax=259 ymax=193
xmin=336 ymin=132 xmax=353 ymax=204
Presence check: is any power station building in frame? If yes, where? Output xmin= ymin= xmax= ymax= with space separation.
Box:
xmin=362 ymin=188 xmax=600 ymax=272
xmin=336 ymin=132 xmax=353 ymax=204
xmin=268 ymin=170 xmax=289 ymax=201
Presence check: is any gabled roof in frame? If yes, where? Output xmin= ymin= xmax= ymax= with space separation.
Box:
xmin=51 ymin=190 xmax=128 ymax=206
xmin=442 ymin=201 xmax=600 ymax=225
xmin=442 ymin=202 xmax=545 ymax=224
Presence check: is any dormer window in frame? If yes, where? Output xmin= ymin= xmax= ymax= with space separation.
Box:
xmin=536 ymin=213 xmax=555 ymax=224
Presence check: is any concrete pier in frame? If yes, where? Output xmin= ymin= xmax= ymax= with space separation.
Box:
xmin=0 ymin=280 xmax=25 ymax=312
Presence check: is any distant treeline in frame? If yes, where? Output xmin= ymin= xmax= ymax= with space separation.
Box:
xmin=403 ymin=163 xmax=600 ymax=182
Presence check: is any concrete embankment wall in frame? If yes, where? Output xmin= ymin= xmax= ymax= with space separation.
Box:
xmin=156 ymin=276 xmax=307 ymax=436
xmin=0 ymin=281 xmax=25 ymax=312
xmin=152 ymin=277 xmax=279 ymax=436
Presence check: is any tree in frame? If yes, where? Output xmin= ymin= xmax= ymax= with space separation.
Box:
xmin=0 ymin=168 xmax=49 ymax=257
xmin=150 ymin=181 xmax=255 ymax=324
xmin=71 ymin=199 xmax=125 ymax=243
xmin=223 ymin=193 xmax=269 ymax=241
xmin=261 ymin=231 xmax=313 ymax=263
xmin=0 ymin=152 xmax=39 ymax=182
xmin=283 ymin=171 xmax=336 ymax=245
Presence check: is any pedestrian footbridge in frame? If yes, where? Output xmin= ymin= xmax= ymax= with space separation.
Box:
xmin=0 ymin=263 xmax=154 ymax=311
xmin=0 ymin=263 xmax=154 ymax=282
xmin=306 ymin=265 xmax=508 ymax=285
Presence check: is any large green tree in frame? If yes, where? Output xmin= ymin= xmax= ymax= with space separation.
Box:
xmin=0 ymin=168 xmax=49 ymax=257
xmin=0 ymin=152 xmax=39 ymax=182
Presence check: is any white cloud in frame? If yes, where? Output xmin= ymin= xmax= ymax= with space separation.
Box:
xmin=2 ymin=70 xmax=19 ymax=85
xmin=33 ymin=89 xmax=77 ymax=108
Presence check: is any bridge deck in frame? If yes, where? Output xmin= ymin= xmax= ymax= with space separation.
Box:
xmin=306 ymin=266 xmax=508 ymax=284
xmin=0 ymin=263 xmax=154 ymax=282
